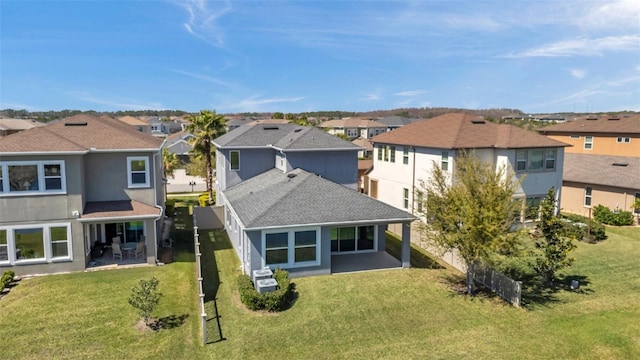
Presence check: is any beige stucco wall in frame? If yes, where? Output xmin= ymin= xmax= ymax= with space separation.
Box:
xmin=547 ymin=134 xmax=640 ymax=156
xmin=561 ymin=181 xmax=638 ymax=217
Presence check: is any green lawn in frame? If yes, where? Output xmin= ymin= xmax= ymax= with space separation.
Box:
xmin=1 ymin=208 xmax=638 ymax=359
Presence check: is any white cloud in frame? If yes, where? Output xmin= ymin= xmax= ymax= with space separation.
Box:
xmin=174 ymin=0 xmax=232 ymax=47
xmin=568 ymin=69 xmax=586 ymax=79
xmin=394 ymin=90 xmax=427 ymax=97
xmin=362 ymin=91 xmax=382 ymax=101
xmin=222 ymin=95 xmax=305 ymax=111
xmin=167 ymin=68 xmax=236 ymax=88
xmin=577 ymin=0 xmax=640 ymax=30
xmin=505 ymin=35 xmax=640 ymax=58
xmin=69 ymin=91 xmax=166 ymax=111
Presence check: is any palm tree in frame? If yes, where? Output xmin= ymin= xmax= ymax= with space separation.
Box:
xmin=185 ymin=110 xmax=227 ymax=205
xmin=162 ymin=148 xmax=179 ymax=178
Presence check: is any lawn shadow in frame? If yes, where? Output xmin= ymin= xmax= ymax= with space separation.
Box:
xmin=151 ymin=314 xmax=189 ymax=331
xmin=199 ymin=229 xmax=230 ymax=344
xmin=515 ymin=271 xmax=593 ymax=309
xmin=169 ymin=207 xmax=195 ymax=263
xmin=385 ymin=233 xmax=444 ymax=269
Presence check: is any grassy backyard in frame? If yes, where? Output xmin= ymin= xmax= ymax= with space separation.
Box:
xmin=1 ymin=206 xmax=638 ymax=359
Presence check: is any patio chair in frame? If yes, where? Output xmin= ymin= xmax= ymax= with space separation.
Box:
xmin=133 ymin=242 xmax=145 ymax=260
xmin=112 ymin=236 xmax=121 ymax=245
xmin=112 ymin=243 xmax=123 ymax=261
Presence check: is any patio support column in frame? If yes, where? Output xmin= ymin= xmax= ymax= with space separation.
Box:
xmin=401 ymin=222 xmax=411 ymax=268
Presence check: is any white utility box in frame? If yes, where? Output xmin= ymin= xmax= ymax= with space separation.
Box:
xmin=256 ymin=278 xmax=278 ymax=293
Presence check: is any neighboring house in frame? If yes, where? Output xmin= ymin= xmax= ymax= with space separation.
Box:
xmin=358 ymin=159 xmax=373 ymax=194
xmin=319 ymin=117 xmax=388 ymax=140
xmin=538 ymin=114 xmax=640 ymax=156
xmin=0 ymin=114 xmax=165 ymax=276
xmin=165 ymin=130 xmax=195 ymax=165
xmin=377 ymin=116 xmax=420 ymax=131
xmin=0 ymin=118 xmax=46 ymax=138
xmin=351 ymin=136 xmax=373 ymax=159
xmin=368 ymin=113 xmax=569 ymax=222
xmin=118 ymin=116 xmax=151 ymax=134
xmin=212 ymin=124 xmax=415 ymax=278
xmin=560 ymin=154 xmax=640 ymax=219
xmin=148 ymin=117 xmax=184 ymax=138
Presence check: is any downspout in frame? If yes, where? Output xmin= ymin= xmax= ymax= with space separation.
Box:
xmin=411 ymin=146 xmax=416 ymax=214
xmin=152 ymin=140 xmax=167 ymax=265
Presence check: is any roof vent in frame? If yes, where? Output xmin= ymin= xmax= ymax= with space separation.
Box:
xmin=471 ymin=120 xmax=486 ymax=124
xmin=608 ymin=117 xmax=620 ymax=121
xmin=287 ymin=173 xmax=297 ymax=179
xmin=264 ymin=126 xmax=279 ymax=130
xmin=294 ymin=128 xmax=302 ymax=132
xmin=64 ymin=122 xmax=88 ymax=126
xmin=586 ymin=116 xmax=598 ymax=120
xmin=612 ymin=163 xmax=628 ymax=167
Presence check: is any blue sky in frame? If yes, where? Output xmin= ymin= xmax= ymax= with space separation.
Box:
xmin=1 ymin=0 xmax=639 ymax=114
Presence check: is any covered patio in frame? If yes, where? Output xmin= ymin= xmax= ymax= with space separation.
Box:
xmin=331 ymin=251 xmax=401 ymax=274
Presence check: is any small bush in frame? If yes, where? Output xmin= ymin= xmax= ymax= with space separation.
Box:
xmin=237 ymin=268 xmax=292 ymax=312
xmin=165 ymin=199 xmax=176 ymax=216
xmin=198 ymin=192 xmax=216 ymax=207
xmin=1 ymin=270 xmax=15 ymax=292
xmin=593 ymin=205 xmax=634 ymax=226
xmin=128 ymin=277 xmax=162 ymax=326
xmin=560 ymin=213 xmax=607 ymax=242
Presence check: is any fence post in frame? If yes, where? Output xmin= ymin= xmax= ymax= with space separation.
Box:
xmin=514 ymin=281 xmax=522 ymax=307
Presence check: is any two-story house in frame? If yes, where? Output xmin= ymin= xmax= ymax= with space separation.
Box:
xmin=368 ymin=113 xmax=569 ymax=223
xmin=0 ymin=114 xmax=165 ymax=276
xmin=212 ymin=124 xmax=415 ymax=278
xmin=319 ymin=117 xmax=388 ymax=140
xmin=538 ymin=114 xmax=640 ymax=218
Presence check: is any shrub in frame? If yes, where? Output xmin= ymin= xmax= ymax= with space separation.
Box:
xmin=593 ymin=205 xmax=634 ymax=226
xmin=237 ymin=268 xmax=292 ymax=312
xmin=1 ymin=270 xmax=15 ymax=292
xmin=560 ymin=213 xmax=607 ymax=242
xmin=165 ymin=199 xmax=176 ymax=216
xmin=128 ymin=277 xmax=162 ymax=326
xmin=198 ymin=192 xmax=216 ymax=207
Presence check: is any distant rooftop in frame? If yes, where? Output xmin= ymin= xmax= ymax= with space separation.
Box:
xmin=539 ymin=114 xmax=640 ymax=135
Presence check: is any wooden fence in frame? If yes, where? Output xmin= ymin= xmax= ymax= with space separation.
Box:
xmin=473 ymin=261 xmax=522 ymax=307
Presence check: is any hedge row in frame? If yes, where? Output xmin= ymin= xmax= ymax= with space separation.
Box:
xmin=560 ymin=213 xmax=607 ymax=242
xmin=1 ymin=270 xmax=15 ymax=292
xmin=593 ymin=205 xmax=635 ymax=226
xmin=237 ymin=268 xmax=292 ymax=312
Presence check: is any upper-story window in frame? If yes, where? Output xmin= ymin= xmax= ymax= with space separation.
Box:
xmin=389 ymin=146 xmax=396 ymax=163
xmin=378 ymin=145 xmax=396 ymax=163
xmin=584 ymin=136 xmax=593 ymax=150
xmin=515 ymin=149 xmax=557 ymax=172
xmin=230 ymin=150 xmax=240 ymax=171
xmin=403 ymin=188 xmax=409 ymax=209
xmin=127 ymin=157 xmax=150 ymax=188
xmin=441 ymin=151 xmax=449 ymax=171
xmin=0 ymin=161 xmax=66 ymax=195
xmin=403 ymin=147 xmax=409 ymax=165
xmin=584 ymin=186 xmax=592 ymax=207
xmin=616 ymin=137 xmax=631 ymax=143
xmin=346 ymin=128 xmax=358 ymax=138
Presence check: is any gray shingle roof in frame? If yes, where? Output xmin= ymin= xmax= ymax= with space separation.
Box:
xmin=213 ymin=124 xmax=359 ymax=151
xmin=563 ymin=154 xmax=640 ymax=190
xmin=223 ymin=168 xmax=415 ymax=229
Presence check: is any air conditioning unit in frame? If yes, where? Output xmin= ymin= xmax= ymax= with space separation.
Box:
xmin=252 ymin=268 xmax=273 ymax=285
xmin=256 ymin=278 xmax=278 ymax=293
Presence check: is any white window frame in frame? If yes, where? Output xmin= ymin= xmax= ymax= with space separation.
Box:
xmin=441 ymin=151 xmax=449 ymax=171
xmin=230 ymin=150 xmax=240 ymax=171
xmin=261 ymin=226 xmax=320 ymax=269
xmin=403 ymin=147 xmax=409 ymax=165
xmin=389 ymin=146 xmax=396 ymax=163
xmin=0 ymin=223 xmax=72 ymax=265
xmin=331 ymin=225 xmax=377 ymax=254
xmin=584 ymin=186 xmax=592 ymax=207
xmin=0 ymin=160 xmax=66 ymax=196
xmin=584 ymin=136 xmax=593 ymax=150
xmin=403 ymin=188 xmax=409 ymax=209
xmin=515 ymin=148 xmax=557 ymax=172
xmin=127 ymin=156 xmax=150 ymax=188
xmin=616 ymin=137 xmax=631 ymax=143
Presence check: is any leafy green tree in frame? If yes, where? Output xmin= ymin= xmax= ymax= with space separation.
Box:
xmin=417 ymin=151 xmax=523 ymax=294
xmin=162 ymin=148 xmax=179 ymax=178
xmin=185 ymin=110 xmax=226 ymax=205
xmin=185 ymin=153 xmax=207 ymax=178
xmin=128 ymin=277 xmax=162 ymax=326
xmin=271 ymin=112 xmax=284 ymax=119
xmin=530 ymin=189 xmax=577 ymax=284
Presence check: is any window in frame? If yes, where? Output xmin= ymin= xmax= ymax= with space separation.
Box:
xmin=441 ymin=151 xmax=449 ymax=171
xmin=0 ymin=223 xmax=72 ymax=264
xmin=50 ymin=226 xmax=69 ymax=258
xmin=584 ymin=187 xmax=592 ymax=207
xmin=617 ymin=137 xmax=631 ymax=143
xmin=0 ymin=161 xmax=66 ymax=195
xmin=230 ymin=150 xmax=240 ymax=171
xmin=377 ymin=146 xmax=383 ymax=161
xmin=515 ymin=149 xmax=557 ymax=172
xmin=525 ymin=197 xmax=541 ymax=220
xmin=331 ymin=226 xmax=375 ymax=253
xmin=403 ymin=147 xmax=409 ymax=164
xmin=634 ymin=193 xmax=640 ymax=214
xmin=516 ymin=150 xmax=527 ymax=171
xmin=416 ymin=191 xmax=424 ymax=213
xmin=127 ymin=157 xmax=149 ymax=188
xmin=570 ymin=135 xmax=580 ymax=139
xmin=389 ymin=146 xmax=396 ymax=163
xmin=403 ymin=188 xmax=409 ymax=209
xmin=383 ymin=146 xmax=389 ymax=162
xmin=0 ymin=230 xmax=7 ymax=262
xmin=263 ymin=228 xmax=319 ymax=268
xmin=584 ymin=136 xmax=593 ymax=150
xmin=545 ymin=149 xmax=556 ymax=170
